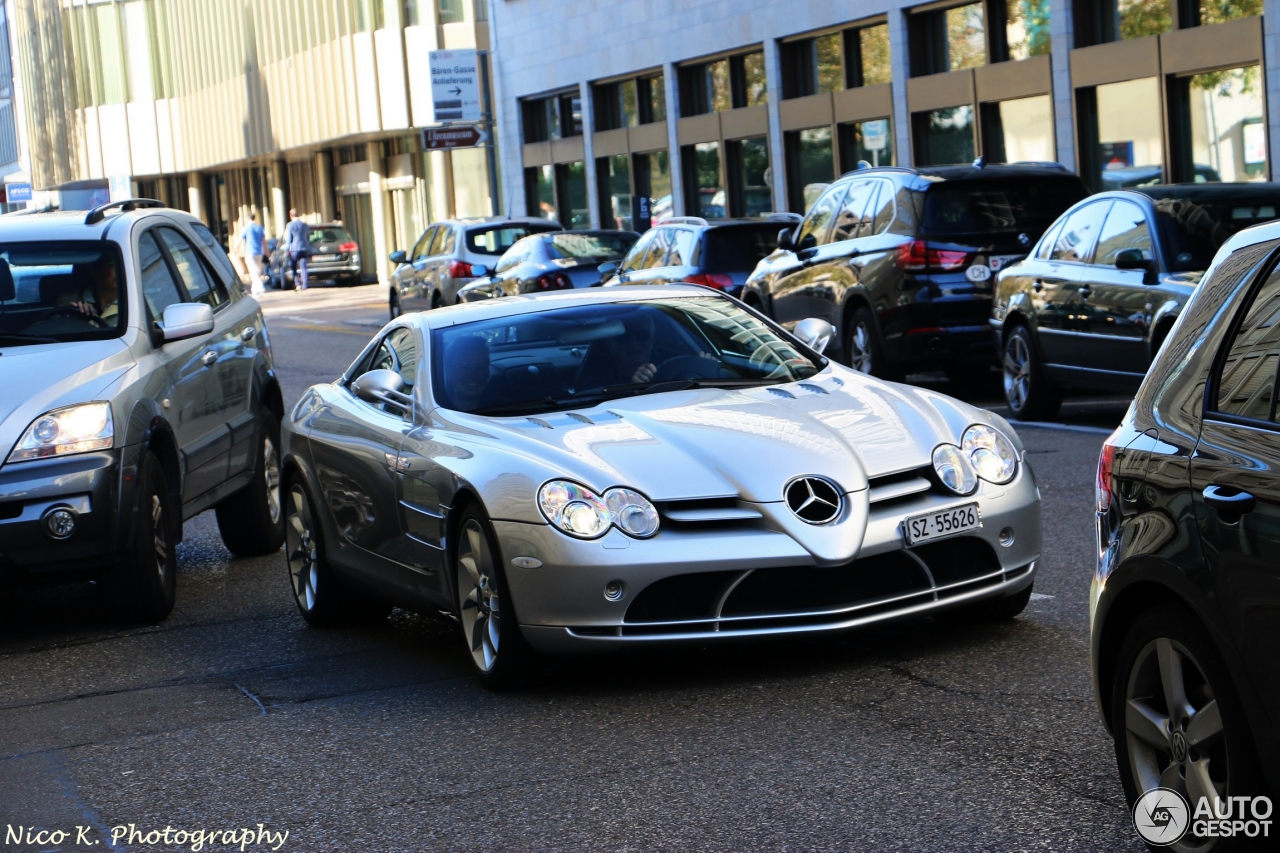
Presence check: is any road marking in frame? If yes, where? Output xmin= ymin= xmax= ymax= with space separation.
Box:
xmin=1030 ymin=593 xmax=1055 ymax=600
xmin=1013 ymin=421 xmax=1114 ymax=435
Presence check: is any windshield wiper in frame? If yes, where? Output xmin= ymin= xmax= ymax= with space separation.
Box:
xmin=0 ymin=332 xmax=60 ymax=345
xmin=469 ymin=378 xmax=778 ymax=417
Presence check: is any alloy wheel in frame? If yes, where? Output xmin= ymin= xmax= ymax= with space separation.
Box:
xmin=286 ymin=485 xmax=319 ymax=612
xmin=848 ymin=322 xmax=872 ymax=374
xmin=263 ymin=436 xmax=282 ymax=524
xmin=1004 ymin=334 xmax=1031 ymax=412
xmin=456 ymin=518 xmax=500 ymax=672
xmin=151 ymin=495 xmax=166 ymax=582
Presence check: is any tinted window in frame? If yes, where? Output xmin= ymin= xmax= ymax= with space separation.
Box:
xmin=466 ymin=224 xmax=560 ymax=255
xmin=1152 ymin=196 xmax=1280 ymax=272
xmin=189 ymin=221 xmax=238 ymax=286
xmin=638 ymin=229 xmax=670 ymax=268
xmin=830 ymin=180 xmax=876 ymax=243
xmin=1215 ymin=268 xmax=1280 ymax=422
xmin=1036 ymin=219 xmax=1064 ymax=260
xmin=1050 ymin=201 xmax=1111 ymax=263
xmin=796 ymin=183 xmax=847 ymax=247
xmin=158 ymin=227 xmax=227 ymax=308
xmin=545 ymin=232 xmax=638 ymax=261
xmin=412 ymin=228 xmax=436 ymax=262
xmin=923 ymin=177 xmax=1088 ymax=236
xmin=870 ymin=181 xmax=896 ymax=234
xmin=702 ymin=225 xmax=782 ymax=272
xmin=138 ymin=232 xmax=185 ymax=318
xmin=664 ymin=229 xmax=697 ymax=266
xmin=427 ymin=228 xmax=448 ymax=256
xmin=438 ymin=227 xmax=457 ymax=255
xmin=620 ymin=230 xmax=658 ymax=272
xmin=309 ymin=227 xmax=354 ymax=244
xmin=0 ymin=242 xmax=127 ymax=344
xmin=1095 ymin=200 xmax=1154 ymax=266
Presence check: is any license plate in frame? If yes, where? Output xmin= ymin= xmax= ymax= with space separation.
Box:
xmin=311 ymin=254 xmax=337 ymax=262
xmin=989 ymin=254 xmax=1023 ymax=272
xmin=903 ymin=502 xmax=982 ymax=545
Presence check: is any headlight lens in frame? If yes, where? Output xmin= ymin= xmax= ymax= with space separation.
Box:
xmin=962 ymin=424 xmax=1018 ymax=484
xmin=7 ymin=402 xmax=114 ymax=463
xmin=932 ymin=444 xmax=977 ymax=496
xmin=538 ymin=480 xmax=660 ymax=539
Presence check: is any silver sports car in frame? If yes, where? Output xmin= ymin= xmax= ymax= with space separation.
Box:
xmin=281 ymin=286 xmax=1041 ymax=688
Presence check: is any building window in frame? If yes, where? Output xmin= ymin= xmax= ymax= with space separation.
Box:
xmin=682 ymin=142 xmax=725 ymax=219
xmin=1079 ymin=76 xmax=1163 ymax=189
xmin=1170 ymin=66 xmax=1265 ymax=182
xmin=725 ymin=136 xmax=772 ymax=217
xmin=355 ymin=0 xmax=386 ymax=31
xmin=839 ymin=118 xmax=895 ymax=170
xmin=634 ymin=150 xmax=672 ymax=227
xmin=1187 ymin=0 xmax=1260 ymax=25
xmin=597 ymin=154 xmax=632 ymax=230
xmin=557 ymin=162 xmax=589 ymax=228
xmin=980 ymin=95 xmax=1054 ymax=162
xmin=521 ymin=92 xmax=582 ymax=143
xmin=437 ymin=0 xmax=466 ymax=24
xmin=784 ymin=24 xmax=892 ymax=96
xmin=912 ymin=105 xmax=976 ymax=165
xmin=909 ymin=2 xmax=986 ymax=77
xmin=785 ymin=126 xmax=835 ymax=212
xmin=526 ymin=165 xmax=556 ymax=220
xmin=857 ymin=25 xmax=893 ymax=86
xmin=594 ymin=74 xmax=667 ymax=131
xmin=680 ymin=52 xmax=765 ymax=115
xmin=639 ymin=74 xmax=666 ymax=123
xmin=732 ymin=52 xmax=768 ymax=107
xmin=1074 ymin=0 xmax=1170 ymax=46
xmin=1002 ymin=0 xmax=1051 ymax=60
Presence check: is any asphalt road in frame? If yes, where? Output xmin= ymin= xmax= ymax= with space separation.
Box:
xmin=0 ymin=284 xmax=1143 ymax=852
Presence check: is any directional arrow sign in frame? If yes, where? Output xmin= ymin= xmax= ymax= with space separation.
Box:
xmin=429 ymin=49 xmax=481 ymax=123
xmin=421 ymin=125 xmax=489 ymax=150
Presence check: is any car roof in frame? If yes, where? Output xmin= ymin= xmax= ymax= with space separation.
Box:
xmin=1130 ymin=183 xmax=1280 ymax=203
xmin=0 ymin=205 xmax=201 ymax=242
xmin=441 ymin=216 xmax=562 ymax=229
xmin=842 ymin=162 xmax=1082 ymax=185
xmin=409 ymin=285 xmax=718 ymax=329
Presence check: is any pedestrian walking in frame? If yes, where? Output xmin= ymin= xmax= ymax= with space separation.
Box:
xmin=284 ymin=208 xmax=312 ymax=291
xmin=238 ymin=213 xmax=267 ymax=296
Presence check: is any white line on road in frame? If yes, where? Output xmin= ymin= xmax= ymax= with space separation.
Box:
xmin=1029 ymin=593 xmax=1055 ymax=601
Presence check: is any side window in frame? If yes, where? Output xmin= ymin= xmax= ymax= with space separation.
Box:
xmin=870 ymin=180 xmax=896 ymax=234
xmin=360 ymin=327 xmax=418 ymax=418
xmin=620 ymin=231 xmax=656 ymax=272
xmin=796 ymin=184 xmax=848 ymax=248
xmin=157 ymin=227 xmax=228 ymax=309
xmin=640 ymin=229 xmax=672 ymax=268
xmin=1036 ymin=220 xmax=1064 ymax=260
xmin=1050 ymin=201 xmax=1111 ymax=263
xmin=666 ymin=229 xmax=697 ymax=266
xmin=188 ymin=221 xmax=238 ymax=286
xmin=427 ymin=227 xmax=448 ymax=256
xmin=138 ymin=231 xmax=185 ymax=319
xmin=830 ymin=180 xmax=875 ymax=243
xmin=412 ymin=228 xmax=437 ymax=262
xmin=1214 ymin=268 xmax=1280 ymax=422
xmin=438 ymin=227 xmax=457 ymax=256
xmin=1095 ymin=200 xmax=1154 ymax=266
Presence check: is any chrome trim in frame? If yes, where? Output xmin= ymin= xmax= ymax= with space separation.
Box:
xmin=868 ymin=477 xmax=931 ymax=503
xmin=663 ymin=507 xmax=764 ymax=522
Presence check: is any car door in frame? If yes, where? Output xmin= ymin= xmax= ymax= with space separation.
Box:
xmin=435 ymin=226 xmax=463 ymax=304
xmin=769 ymin=182 xmax=849 ymax=327
xmin=306 ymin=326 xmax=422 ymax=595
xmin=615 ymin=228 xmax=670 ymax=286
xmin=1189 ymin=263 xmax=1280 ymax=721
xmin=404 ymin=226 xmax=438 ymax=311
xmin=799 ymin=178 xmax=878 ymax=326
xmin=397 ymin=229 xmax=432 ymax=311
xmin=1074 ymin=198 xmax=1158 ymax=388
xmin=1035 ymin=200 xmax=1111 ymax=370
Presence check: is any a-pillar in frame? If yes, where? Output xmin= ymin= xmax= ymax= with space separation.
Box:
xmin=367 ymin=143 xmax=391 ymax=287
xmin=270 ymin=160 xmax=288 ymax=238
xmin=315 ymin=151 xmax=335 ymax=221
xmin=187 ymin=172 xmax=203 ymax=221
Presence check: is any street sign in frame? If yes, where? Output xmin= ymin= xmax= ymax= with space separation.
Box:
xmin=6 ymin=182 xmax=31 ymax=202
xmin=429 ymin=49 xmax=482 ymax=123
xmin=863 ymin=120 xmax=888 ymax=151
xmin=421 ymin=125 xmax=489 ymax=150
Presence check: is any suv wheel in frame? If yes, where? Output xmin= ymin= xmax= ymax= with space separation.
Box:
xmin=103 ymin=450 xmax=177 ymax=622
xmin=846 ymin=307 xmax=900 ymax=380
xmin=1002 ymin=325 xmax=1061 ymax=420
xmin=431 ymin=291 xmax=443 ymax=310
xmin=389 ymin=290 xmax=402 ymax=319
xmin=215 ymin=407 xmax=285 ymax=556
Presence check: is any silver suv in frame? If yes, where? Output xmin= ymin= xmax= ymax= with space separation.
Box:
xmin=0 ymin=200 xmax=285 ymax=621
xmin=388 ymin=216 xmax=561 ymax=317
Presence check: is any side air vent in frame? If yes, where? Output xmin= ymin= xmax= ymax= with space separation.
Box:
xmin=655 ymin=496 xmax=762 ymax=526
xmin=867 ymin=467 xmax=934 ymax=504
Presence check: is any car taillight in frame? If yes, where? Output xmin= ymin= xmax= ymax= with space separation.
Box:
xmin=449 ymin=260 xmax=473 ymax=278
xmin=1096 ymin=441 xmax=1118 ymax=514
xmin=536 ymin=273 xmax=571 ymax=290
xmin=339 ymin=241 xmax=358 ymax=252
xmin=895 ymin=240 xmax=971 ymax=272
xmin=685 ymin=273 xmax=735 ymax=290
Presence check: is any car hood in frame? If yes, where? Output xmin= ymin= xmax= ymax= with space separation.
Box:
xmin=0 ymin=340 xmax=134 ymax=462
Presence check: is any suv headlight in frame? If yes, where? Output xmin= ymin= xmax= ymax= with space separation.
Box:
xmin=932 ymin=444 xmax=977 ymax=496
xmin=962 ymin=424 xmax=1018 ymax=484
xmin=538 ymin=480 xmax=660 ymax=539
xmin=8 ymin=402 xmax=114 ymax=463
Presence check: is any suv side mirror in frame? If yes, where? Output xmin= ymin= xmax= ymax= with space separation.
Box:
xmin=777 ymin=228 xmax=796 ymax=253
xmin=158 ymin=303 xmax=215 ymax=344
xmin=793 ymin=317 xmax=836 ymax=354
xmin=389 ymin=250 xmax=407 ymax=264
xmin=351 ymin=368 xmax=412 ymax=415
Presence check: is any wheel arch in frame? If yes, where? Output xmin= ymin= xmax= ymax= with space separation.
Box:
xmin=442 ymin=485 xmax=485 ymax=616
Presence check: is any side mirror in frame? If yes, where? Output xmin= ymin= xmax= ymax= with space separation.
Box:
xmin=793 ymin=317 xmax=836 ymax=355
xmin=350 ymin=368 xmax=412 ymax=414
xmin=159 ymin=303 xmax=214 ymax=343
xmin=777 ymin=228 xmax=796 ymax=253
xmin=1115 ymin=248 xmax=1158 ymax=283
xmin=597 ymin=261 xmax=618 ymax=285
xmin=471 ymin=264 xmax=488 ymax=278
xmin=389 ymin=250 xmax=407 ymax=264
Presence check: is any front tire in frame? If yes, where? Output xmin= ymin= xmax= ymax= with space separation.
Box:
xmin=103 ymin=450 xmax=177 ymax=622
xmin=1002 ymin=325 xmax=1062 ymax=420
xmin=284 ymin=473 xmax=372 ymax=627
xmin=215 ymin=408 xmax=285 ymax=557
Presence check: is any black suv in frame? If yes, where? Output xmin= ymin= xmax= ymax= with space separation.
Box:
xmin=1093 ymin=220 xmax=1280 ymax=841
xmin=746 ymin=163 xmax=1088 ymax=380
xmin=993 ymin=183 xmax=1280 ymax=420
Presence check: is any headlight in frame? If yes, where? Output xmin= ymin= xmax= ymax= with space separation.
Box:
xmin=932 ymin=444 xmax=977 ymax=496
xmin=962 ymin=424 xmax=1018 ymax=484
xmin=538 ymin=480 xmax=659 ymax=539
xmin=7 ymin=402 xmax=114 ymax=463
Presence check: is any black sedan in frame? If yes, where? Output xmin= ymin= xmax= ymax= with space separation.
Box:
xmin=458 ymin=230 xmax=638 ymax=301
xmin=1093 ymin=218 xmax=1280 ymax=851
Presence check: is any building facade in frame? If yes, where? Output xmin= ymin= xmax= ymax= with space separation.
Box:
xmin=491 ymin=0 xmax=1280 ymax=229
xmin=11 ymin=0 xmax=495 ymax=283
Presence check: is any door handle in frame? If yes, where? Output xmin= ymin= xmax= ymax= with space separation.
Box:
xmin=1203 ymin=485 xmax=1256 ymax=519
xmin=1032 ymin=280 xmax=1043 ymax=292
xmin=201 ymin=350 xmax=217 ymax=367
xmin=241 ymin=326 xmax=256 ymax=342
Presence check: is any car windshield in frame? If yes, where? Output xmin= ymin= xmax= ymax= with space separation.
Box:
xmin=702 ymin=225 xmax=781 ymax=271
xmin=0 ymin=242 xmax=127 ymax=345
xmin=544 ymin=232 xmax=637 ymax=261
xmin=923 ymin=177 xmax=1087 ymax=236
xmin=1152 ymin=196 xmax=1280 ymax=272
xmin=431 ymin=295 xmax=823 ymax=415
xmin=310 ymin=227 xmax=353 ymax=244
xmin=467 ymin=224 xmax=560 ymax=256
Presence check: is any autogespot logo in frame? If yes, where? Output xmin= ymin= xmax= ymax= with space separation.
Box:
xmin=1134 ymin=788 xmax=1190 ymax=846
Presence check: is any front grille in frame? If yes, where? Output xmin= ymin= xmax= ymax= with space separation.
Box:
xmin=617 ymin=536 xmax=1007 ymax=635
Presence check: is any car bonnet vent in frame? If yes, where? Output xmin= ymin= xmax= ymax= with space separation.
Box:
xmin=656 ymin=496 xmax=763 ymax=523
xmin=867 ymin=467 xmax=933 ymax=504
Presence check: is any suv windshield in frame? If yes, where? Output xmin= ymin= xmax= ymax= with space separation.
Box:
xmin=702 ymin=224 xmax=781 ymax=271
xmin=0 ymin=242 xmax=127 ymax=345
xmin=431 ymin=296 xmax=822 ymax=415
xmin=1152 ymin=196 xmax=1280 ymax=272
xmin=467 ymin=224 xmax=561 ymax=256
xmin=923 ymin=178 xmax=1087 ymax=236
xmin=545 ymin=232 xmax=637 ymax=261
xmin=310 ymin=227 xmax=353 ymax=244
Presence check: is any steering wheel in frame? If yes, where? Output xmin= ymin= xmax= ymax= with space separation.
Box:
xmin=652 ymin=354 xmax=726 ymax=382
xmin=35 ymin=305 xmax=109 ymax=329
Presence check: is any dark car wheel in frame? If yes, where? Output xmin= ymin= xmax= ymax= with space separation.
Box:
xmin=215 ymin=408 xmax=285 ymax=557
xmin=103 ymin=450 xmax=177 ymax=622
xmin=1111 ymin=604 xmax=1266 ymax=853
xmin=453 ymin=504 xmax=539 ymax=690
xmin=1002 ymin=325 xmax=1062 ymax=421
xmin=389 ymin=289 xmax=402 ymax=319
xmin=845 ymin=307 xmax=900 ymax=381
xmin=431 ymin=291 xmax=443 ymax=310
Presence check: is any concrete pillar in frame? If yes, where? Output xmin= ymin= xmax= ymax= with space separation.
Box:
xmin=315 ymin=151 xmax=335 ymax=221
xmin=187 ymin=172 xmax=203 ymax=221
xmin=888 ymin=11 xmax=913 ymax=166
xmin=763 ymin=39 xmax=788 ymax=214
xmin=662 ymin=61 xmax=684 ymax=217
xmin=581 ymin=81 xmax=600 ymax=228
xmin=270 ymin=160 xmax=288 ymax=238
xmin=1051 ymin=0 xmax=1077 ymax=171
xmin=367 ymin=143 xmax=392 ymax=287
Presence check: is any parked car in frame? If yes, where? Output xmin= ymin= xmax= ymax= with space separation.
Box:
xmin=1093 ymin=219 xmax=1280 ymax=841
xmin=458 ymin=230 xmax=639 ymax=301
xmin=388 ymin=216 xmax=563 ymax=318
xmin=599 ymin=215 xmax=800 ymax=299
xmin=0 ymin=199 xmax=285 ymax=621
xmin=268 ymin=223 xmax=362 ymax=288
xmin=746 ymin=163 xmax=1089 ymax=382
xmin=280 ymin=285 xmax=1041 ymax=689
xmin=992 ymin=183 xmax=1280 ymax=420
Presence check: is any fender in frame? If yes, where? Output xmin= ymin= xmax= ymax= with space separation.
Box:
xmin=119 ymin=401 xmax=182 ymax=548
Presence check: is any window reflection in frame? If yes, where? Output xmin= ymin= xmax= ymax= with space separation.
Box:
xmin=1179 ymin=67 xmax=1265 ymax=183
xmin=1094 ymin=77 xmax=1164 ymax=190
xmin=981 ymin=95 xmax=1053 ymax=163
xmin=786 ymin=126 xmax=834 ymax=212
xmin=947 ymin=4 xmax=986 ymax=70
xmin=1005 ymin=0 xmax=1051 ymax=60
xmin=913 ymin=106 xmax=975 ymax=166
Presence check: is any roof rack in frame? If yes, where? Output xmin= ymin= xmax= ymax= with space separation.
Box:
xmin=662 ymin=216 xmax=709 ymax=227
xmin=84 ymin=198 xmax=165 ymax=225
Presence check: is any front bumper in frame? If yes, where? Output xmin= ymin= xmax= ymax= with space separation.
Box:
xmin=0 ymin=450 xmax=121 ymax=581
xmin=501 ymin=463 xmax=1041 ymax=654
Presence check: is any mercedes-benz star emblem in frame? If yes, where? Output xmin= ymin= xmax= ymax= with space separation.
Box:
xmin=784 ymin=476 xmax=843 ymax=525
